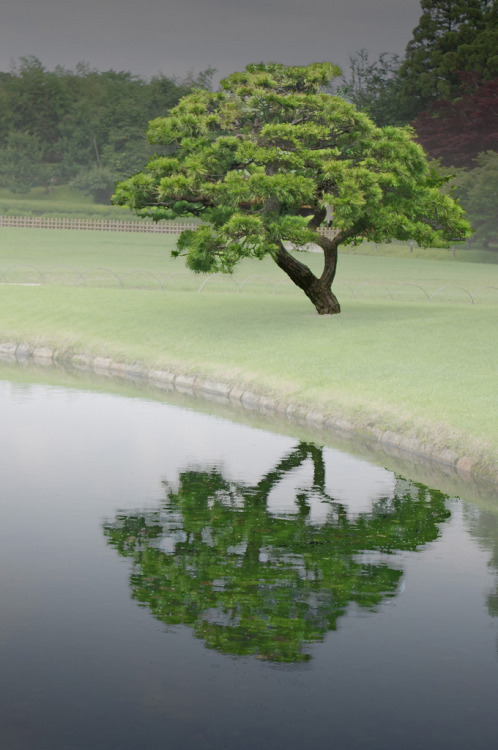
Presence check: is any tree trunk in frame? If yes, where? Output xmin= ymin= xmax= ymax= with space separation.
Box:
xmin=304 ymin=278 xmax=341 ymax=315
xmin=274 ymin=240 xmax=341 ymax=315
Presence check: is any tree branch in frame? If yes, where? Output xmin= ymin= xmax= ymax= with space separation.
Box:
xmin=273 ymin=241 xmax=318 ymax=290
xmin=308 ymin=206 xmax=327 ymax=229
xmin=313 ymin=226 xmax=358 ymax=286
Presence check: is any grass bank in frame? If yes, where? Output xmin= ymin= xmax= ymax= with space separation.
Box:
xmin=0 ymin=284 xmax=496 ymax=480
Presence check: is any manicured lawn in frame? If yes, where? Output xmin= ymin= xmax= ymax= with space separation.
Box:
xmin=0 ymin=186 xmax=130 ymax=219
xmin=1 ymin=227 xmax=497 ymax=302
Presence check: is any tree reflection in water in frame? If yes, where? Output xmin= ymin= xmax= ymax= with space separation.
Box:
xmin=103 ymin=443 xmax=451 ymax=662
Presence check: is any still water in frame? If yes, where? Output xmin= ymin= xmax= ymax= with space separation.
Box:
xmin=1 ymin=378 xmax=498 ymax=749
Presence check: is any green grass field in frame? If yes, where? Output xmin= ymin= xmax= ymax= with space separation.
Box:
xmin=0 ymin=186 xmax=130 ymax=219
xmin=1 ymin=227 xmax=497 ymax=298
xmin=0 ymin=227 xmax=497 ymax=479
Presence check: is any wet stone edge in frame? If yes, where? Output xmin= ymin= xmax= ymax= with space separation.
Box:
xmin=0 ymin=341 xmax=492 ymax=485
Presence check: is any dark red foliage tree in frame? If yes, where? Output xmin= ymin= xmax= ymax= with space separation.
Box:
xmin=412 ymin=75 xmax=498 ymax=167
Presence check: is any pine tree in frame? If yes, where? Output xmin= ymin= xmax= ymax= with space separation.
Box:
xmin=398 ymin=0 xmax=497 ymax=119
xmin=114 ymin=62 xmax=470 ymax=315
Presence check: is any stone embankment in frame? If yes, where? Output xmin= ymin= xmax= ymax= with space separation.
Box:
xmin=0 ymin=341 xmax=490 ymax=485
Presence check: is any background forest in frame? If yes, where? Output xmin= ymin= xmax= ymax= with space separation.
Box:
xmin=0 ymin=0 xmax=496 ymax=246
xmin=0 ymin=59 xmax=215 ymax=202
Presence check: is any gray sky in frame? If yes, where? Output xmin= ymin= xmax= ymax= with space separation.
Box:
xmin=2 ymin=0 xmax=422 ymax=81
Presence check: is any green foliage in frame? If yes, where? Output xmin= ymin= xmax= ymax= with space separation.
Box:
xmin=339 ymin=50 xmax=406 ymax=126
xmin=103 ymin=443 xmax=451 ymax=662
xmin=0 ymin=131 xmax=54 ymax=193
xmin=0 ymin=57 xmax=214 ymax=197
xmin=337 ymin=3 xmax=497 ymax=128
xmin=70 ymin=166 xmax=117 ymax=203
xmin=398 ymin=0 xmax=498 ymax=119
xmin=114 ymin=62 xmax=470 ymax=312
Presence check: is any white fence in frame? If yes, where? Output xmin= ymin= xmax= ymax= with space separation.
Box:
xmin=0 ymin=215 xmax=198 ymax=233
xmin=0 ymin=215 xmax=339 ymax=237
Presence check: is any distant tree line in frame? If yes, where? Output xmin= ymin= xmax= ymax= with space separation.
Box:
xmin=340 ymin=0 xmax=497 ymax=247
xmin=0 ymin=56 xmax=214 ymax=200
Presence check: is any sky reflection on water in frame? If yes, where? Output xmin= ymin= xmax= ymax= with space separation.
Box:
xmin=1 ymin=379 xmax=498 ymax=749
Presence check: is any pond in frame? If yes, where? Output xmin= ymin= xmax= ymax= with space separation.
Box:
xmin=1 ymin=374 xmax=497 ymax=749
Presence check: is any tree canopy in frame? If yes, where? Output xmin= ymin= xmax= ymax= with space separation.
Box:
xmin=114 ymin=62 xmax=470 ymax=314
xmin=397 ymin=0 xmax=498 ymax=119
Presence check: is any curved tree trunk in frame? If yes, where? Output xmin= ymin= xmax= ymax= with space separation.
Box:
xmin=303 ymin=278 xmax=341 ymax=315
xmin=274 ymin=238 xmax=341 ymax=315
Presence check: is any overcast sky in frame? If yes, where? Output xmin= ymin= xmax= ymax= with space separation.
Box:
xmin=2 ymin=0 xmax=423 ymax=82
